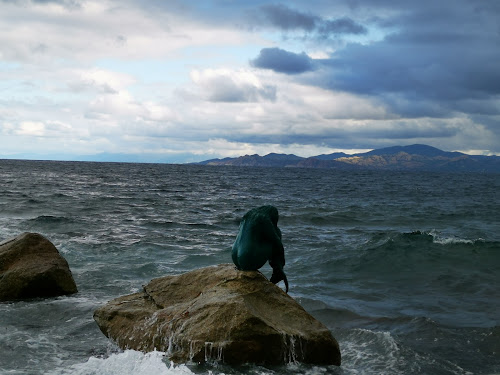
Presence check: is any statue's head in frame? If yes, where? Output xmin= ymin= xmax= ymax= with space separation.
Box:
xmin=256 ymin=205 xmax=279 ymax=226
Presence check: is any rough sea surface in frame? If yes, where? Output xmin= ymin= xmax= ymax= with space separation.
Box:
xmin=0 ymin=159 xmax=499 ymax=375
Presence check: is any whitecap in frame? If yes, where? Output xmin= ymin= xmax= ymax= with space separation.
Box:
xmin=339 ymin=328 xmax=412 ymax=374
xmin=428 ymin=229 xmax=477 ymax=245
xmin=48 ymin=350 xmax=195 ymax=375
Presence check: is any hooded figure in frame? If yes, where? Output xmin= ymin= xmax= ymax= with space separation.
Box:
xmin=231 ymin=205 xmax=288 ymax=293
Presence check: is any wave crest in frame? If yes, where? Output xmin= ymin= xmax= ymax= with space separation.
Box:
xmin=48 ymin=350 xmax=194 ymax=375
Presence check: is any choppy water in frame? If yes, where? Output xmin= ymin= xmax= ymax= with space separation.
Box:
xmin=0 ymin=159 xmax=499 ymax=375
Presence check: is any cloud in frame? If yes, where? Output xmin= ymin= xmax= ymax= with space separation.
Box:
xmin=318 ymin=17 xmax=367 ymax=36
xmin=85 ymin=89 xmax=178 ymax=133
xmin=67 ymin=68 xmax=136 ymax=94
xmin=250 ymin=48 xmax=314 ymax=74
xmin=190 ymin=69 xmax=276 ymax=102
xmin=258 ymin=4 xmax=317 ymax=31
xmin=321 ymin=31 xmax=500 ymax=118
xmin=243 ymin=2 xmax=499 ymax=131
xmin=1 ymin=0 xmax=499 ymax=160
xmin=252 ymin=3 xmax=367 ymax=38
xmin=180 ymin=77 xmax=399 ymax=143
xmin=320 ymin=2 xmax=500 ymax=107
xmin=0 ymin=0 xmax=255 ymax=64
xmin=17 ymin=121 xmax=45 ymax=136
xmin=2 ymin=119 xmax=75 ymax=138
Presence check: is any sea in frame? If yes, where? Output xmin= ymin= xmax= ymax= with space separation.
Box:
xmin=0 ymin=159 xmax=499 ymax=375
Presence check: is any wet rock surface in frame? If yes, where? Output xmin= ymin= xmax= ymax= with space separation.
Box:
xmin=0 ymin=232 xmax=78 ymax=301
xmin=93 ymin=264 xmax=341 ymax=366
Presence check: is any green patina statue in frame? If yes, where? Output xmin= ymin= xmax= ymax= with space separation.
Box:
xmin=231 ymin=205 xmax=288 ymax=293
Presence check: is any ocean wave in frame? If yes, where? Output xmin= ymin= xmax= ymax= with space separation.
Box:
xmin=281 ymin=207 xmax=365 ymax=227
xmin=338 ymin=326 xmax=479 ymax=375
xmin=47 ymin=350 xmax=194 ymax=375
xmin=312 ymin=229 xmax=500 ymax=327
xmin=355 ymin=230 xmax=499 ymax=268
xmin=297 ymin=298 xmax=450 ymax=333
xmin=24 ymin=215 xmax=74 ymax=225
xmin=428 ymin=230 xmax=482 ymax=245
xmin=343 ymin=231 xmax=500 ymax=294
xmin=340 ymin=328 xmax=406 ymax=374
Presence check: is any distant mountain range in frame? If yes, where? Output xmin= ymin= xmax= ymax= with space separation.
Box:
xmin=197 ymin=144 xmax=500 ymax=173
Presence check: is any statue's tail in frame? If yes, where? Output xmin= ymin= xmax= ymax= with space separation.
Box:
xmin=270 ymin=265 xmax=289 ymax=293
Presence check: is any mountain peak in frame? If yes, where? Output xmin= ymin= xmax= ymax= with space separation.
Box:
xmin=196 ymin=145 xmax=499 ymax=173
xmin=363 ymin=144 xmax=463 ymax=157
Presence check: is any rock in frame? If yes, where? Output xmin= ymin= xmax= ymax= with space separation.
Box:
xmin=0 ymin=232 xmax=78 ymax=301
xmin=93 ymin=264 xmax=341 ymax=366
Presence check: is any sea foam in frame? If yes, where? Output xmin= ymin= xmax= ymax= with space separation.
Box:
xmin=48 ymin=350 xmax=195 ymax=375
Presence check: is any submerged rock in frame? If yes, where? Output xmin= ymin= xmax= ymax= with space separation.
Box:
xmin=93 ymin=264 xmax=341 ymax=366
xmin=0 ymin=232 xmax=78 ymax=301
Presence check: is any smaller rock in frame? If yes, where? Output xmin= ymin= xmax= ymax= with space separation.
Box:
xmin=0 ymin=232 xmax=78 ymax=301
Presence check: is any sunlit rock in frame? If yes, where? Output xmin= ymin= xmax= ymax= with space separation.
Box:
xmin=93 ymin=264 xmax=341 ymax=366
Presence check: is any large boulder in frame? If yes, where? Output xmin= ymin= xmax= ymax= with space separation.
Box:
xmin=0 ymin=232 xmax=78 ymax=301
xmin=93 ymin=264 xmax=341 ymax=366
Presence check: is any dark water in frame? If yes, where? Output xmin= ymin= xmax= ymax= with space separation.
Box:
xmin=0 ymin=159 xmax=499 ymax=375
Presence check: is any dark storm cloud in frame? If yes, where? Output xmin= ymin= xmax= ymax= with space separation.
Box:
xmin=259 ymin=4 xmax=317 ymax=31
xmin=221 ymin=119 xmax=458 ymax=147
xmin=294 ymin=4 xmax=499 ymax=118
xmin=253 ymin=3 xmax=367 ymax=37
xmin=248 ymin=1 xmax=500 ymax=120
xmin=325 ymin=30 xmax=500 ymax=110
xmin=250 ymin=47 xmax=314 ymax=74
xmin=318 ymin=17 xmax=367 ymax=36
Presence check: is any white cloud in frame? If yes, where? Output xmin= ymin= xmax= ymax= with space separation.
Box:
xmin=181 ymin=72 xmax=396 ymax=142
xmin=0 ymin=0 xmax=258 ymax=64
xmin=299 ymin=86 xmax=392 ymax=121
xmin=307 ymin=51 xmax=331 ymax=59
xmin=69 ymin=68 xmax=136 ymax=93
xmin=2 ymin=120 xmax=77 ymax=138
xmin=190 ymin=68 xmax=276 ymax=102
xmin=18 ymin=121 xmax=45 ymax=136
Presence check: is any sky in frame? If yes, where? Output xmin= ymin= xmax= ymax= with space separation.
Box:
xmin=1 ymin=0 xmax=499 ymax=163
